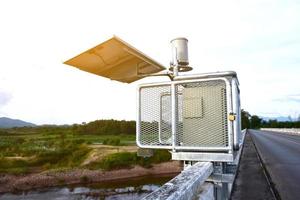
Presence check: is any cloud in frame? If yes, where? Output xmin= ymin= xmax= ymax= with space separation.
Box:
xmin=0 ymin=90 xmax=12 ymax=107
xmin=287 ymin=94 xmax=300 ymax=103
xmin=273 ymin=94 xmax=300 ymax=103
xmin=0 ymin=0 xmax=300 ymax=123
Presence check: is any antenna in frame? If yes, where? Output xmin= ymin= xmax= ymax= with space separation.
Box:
xmin=64 ymin=36 xmax=167 ymax=83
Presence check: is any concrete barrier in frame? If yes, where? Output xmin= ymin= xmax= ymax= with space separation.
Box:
xmin=142 ymin=162 xmax=213 ymax=200
xmin=261 ymin=128 xmax=300 ymax=135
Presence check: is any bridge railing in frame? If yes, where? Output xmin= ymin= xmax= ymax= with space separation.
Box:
xmin=142 ymin=162 xmax=214 ymax=200
xmin=261 ymin=128 xmax=300 ymax=135
xmin=142 ymin=129 xmax=246 ymax=200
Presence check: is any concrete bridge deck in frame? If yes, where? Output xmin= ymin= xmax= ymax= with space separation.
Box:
xmin=231 ymin=131 xmax=275 ymax=200
xmin=249 ymin=129 xmax=300 ymax=200
xmin=144 ymin=129 xmax=300 ymax=199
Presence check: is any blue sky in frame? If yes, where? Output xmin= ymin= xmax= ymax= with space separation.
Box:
xmin=0 ymin=0 xmax=299 ymax=124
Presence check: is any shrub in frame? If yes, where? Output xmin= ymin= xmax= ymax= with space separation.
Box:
xmin=73 ymin=139 xmax=85 ymax=145
xmin=138 ymin=150 xmax=171 ymax=168
xmin=87 ymin=150 xmax=171 ymax=170
xmin=32 ymin=145 xmax=90 ymax=168
xmin=0 ymin=158 xmax=29 ymax=174
xmin=32 ymin=149 xmax=70 ymax=166
xmin=87 ymin=152 xmax=137 ymax=170
xmin=102 ymin=138 xmax=120 ymax=146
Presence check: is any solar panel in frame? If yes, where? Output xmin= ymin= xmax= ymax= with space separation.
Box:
xmin=64 ymin=36 xmax=166 ymax=83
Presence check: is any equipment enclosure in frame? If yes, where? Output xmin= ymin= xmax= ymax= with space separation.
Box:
xmin=137 ymin=75 xmax=241 ymax=153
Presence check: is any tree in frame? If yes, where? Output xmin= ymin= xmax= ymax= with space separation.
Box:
xmin=250 ymin=115 xmax=262 ymax=129
xmin=241 ymin=109 xmax=251 ymax=129
xmin=73 ymin=119 xmax=136 ymax=135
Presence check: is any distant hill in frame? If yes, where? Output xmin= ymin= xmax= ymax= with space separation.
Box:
xmin=0 ymin=117 xmax=36 ymax=128
xmin=261 ymin=116 xmax=298 ymax=122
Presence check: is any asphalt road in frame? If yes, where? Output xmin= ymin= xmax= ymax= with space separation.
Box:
xmin=249 ymin=129 xmax=300 ymax=200
xmin=231 ymin=132 xmax=274 ymax=200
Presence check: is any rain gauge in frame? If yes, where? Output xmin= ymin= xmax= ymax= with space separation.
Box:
xmin=65 ymin=36 xmax=241 ymax=163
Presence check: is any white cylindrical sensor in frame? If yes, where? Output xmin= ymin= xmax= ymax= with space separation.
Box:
xmin=170 ymin=38 xmax=189 ymax=66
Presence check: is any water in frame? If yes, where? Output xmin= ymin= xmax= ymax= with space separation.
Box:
xmin=0 ymin=175 xmax=174 ymax=200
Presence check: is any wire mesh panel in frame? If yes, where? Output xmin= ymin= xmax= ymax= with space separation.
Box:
xmin=139 ymin=85 xmax=172 ymax=147
xmin=160 ymin=93 xmax=172 ymax=144
xmin=176 ymin=80 xmax=228 ymax=148
xmin=137 ymin=78 xmax=231 ymax=151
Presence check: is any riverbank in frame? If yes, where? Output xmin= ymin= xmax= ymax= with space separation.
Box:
xmin=0 ymin=161 xmax=182 ymax=194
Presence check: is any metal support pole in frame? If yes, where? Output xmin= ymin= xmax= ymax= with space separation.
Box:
xmin=171 ymin=83 xmax=177 ymax=152
xmin=221 ymin=162 xmax=229 ymax=200
xmin=173 ymin=65 xmax=179 ymax=77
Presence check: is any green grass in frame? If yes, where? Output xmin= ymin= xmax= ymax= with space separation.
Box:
xmin=87 ymin=152 xmax=137 ymax=170
xmin=102 ymin=138 xmax=120 ymax=146
xmin=0 ymin=131 xmax=98 ymax=174
xmin=0 ymin=128 xmax=171 ymax=174
xmin=31 ymin=144 xmax=91 ymax=169
xmin=0 ymin=158 xmax=30 ymax=174
xmin=0 ymin=143 xmax=91 ymax=174
xmin=87 ymin=150 xmax=171 ymax=170
xmin=0 ymin=132 xmax=135 ymax=158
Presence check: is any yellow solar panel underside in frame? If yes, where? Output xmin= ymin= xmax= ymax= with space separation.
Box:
xmin=64 ymin=36 xmax=166 ymax=83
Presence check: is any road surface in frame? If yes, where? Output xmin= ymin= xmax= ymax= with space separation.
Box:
xmin=231 ymin=132 xmax=274 ymax=200
xmin=249 ymin=129 xmax=300 ymax=200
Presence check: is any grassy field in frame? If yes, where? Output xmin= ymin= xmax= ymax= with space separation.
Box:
xmin=0 ymin=127 xmax=170 ymax=174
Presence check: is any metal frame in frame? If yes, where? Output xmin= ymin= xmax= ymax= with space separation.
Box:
xmin=136 ymin=76 xmax=235 ymax=153
xmin=158 ymin=92 xmax=170 ymax=144
xmin=172 ymin=152 xmax=236 ymax=162
xmin=136 ymin=83 xmax=172 ymax=150
xmin=232 ymin=78 xmax=241 ymax=150
xmin=171 ymin=82 xmax=177 ymax=152
xmin=173 ymin=71 xmax=237 ymax=81
xmin=158 ymin=91 xmax=183 ymax=144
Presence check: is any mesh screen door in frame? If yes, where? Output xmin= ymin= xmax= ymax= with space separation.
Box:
xmin=137 ymin=78 xmax=232 ymax=151
xmin=177 ymin=80 xmax=228 ymax=148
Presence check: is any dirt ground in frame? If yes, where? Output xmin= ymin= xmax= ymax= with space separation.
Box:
xmin=82 ymin=144 xmax=138 ymax=165
xmin=0 ymin=161 xmax=182 ymax=194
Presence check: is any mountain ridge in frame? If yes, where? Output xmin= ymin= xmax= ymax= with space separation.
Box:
xmin=0 ymin=117 xmax=36 ymax=128
xmin=261 ymin=116 xmax=298 ymax=122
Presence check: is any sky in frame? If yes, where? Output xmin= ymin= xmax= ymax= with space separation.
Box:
xmin=0 ymin=0 xmax=299 ymax=125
